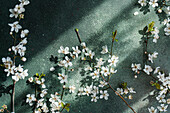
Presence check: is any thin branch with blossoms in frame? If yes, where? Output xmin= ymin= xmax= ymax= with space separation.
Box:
xmin=0 ymin=0 xmax=30 ymax=112
xmin=75 ymin=29 xmax=137 ymax=113
xmin=131 ymin=22 xmax=170 ymax=113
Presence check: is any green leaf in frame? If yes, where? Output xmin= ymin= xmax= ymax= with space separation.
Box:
xmin=115 ymin=39 xmax=118 ymax=42
xmin=148 ymin=21 xmax=155 ymax=32
xmin=61 ymin=102 xmax=65 ymax=108
xmin=65 ymin=107 xmax=70 ymax=112
xmin=121 ymin=82 xmax=127 ymax=89
xmin=155 ymin=83 xmax=160 ymax=89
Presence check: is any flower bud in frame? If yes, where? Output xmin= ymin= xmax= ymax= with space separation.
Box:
xmin=50 ymin=67 xmax=55 ymax=71
xmin=21 ymin=57 xmax=27 ymax=62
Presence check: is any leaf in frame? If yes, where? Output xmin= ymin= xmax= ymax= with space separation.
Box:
xmin=65 ymin=103 xmax=70 ymax=107
xmin=65 ymin=107 xmax=70 ymax=112
xmin=155 ymin=83 xmax=160 ymax=89
xmin=115 ymin=39 xmax=118 ymax=42
xmin=148 ymin=21 xmax=155 ymax=32
xmin=61 ymin=102 xmax=64 ymax=108
xmin=121 ymin=82 xmax=127 ymax=89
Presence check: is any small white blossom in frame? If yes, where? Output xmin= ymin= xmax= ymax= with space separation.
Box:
xmin=164 ymin=23 xmax=170 ymax=36
xmin=72 ymin=46 xmax=81 ymax=57
xmin=58 ymin=46 xmax=69 ymax=54
xmin=131 ymin=63 xmax=141 ymax=73
xmin=41 ymin=103 xmax=49 ymax=113
xmin=14 ymin=4 xmax=25 ymax=14
xmin=91 ymin=94 xmax=99 ymax=102
xmin=26 ymin=94 xmax=36 ymax=106
xmin=156 ymin=95 xmax=166 ymax=103
xmin=82 ymin=86 xmax=92 ymax=96
xmin=28 ymin=77 xmax=33 ymax=82
xmin=143 ymin=65 xmax=153 ymax=75
xmin=58 ymin=73 xmax=68 ymax=83
xmin=108 ymin=55 xmax=119 ymax=67
xmin=40 ymin=89 xmax=48 ymax=98
xmin=85 ymin=50 xmax=95 ymax=59
xmin=19 ymin=0 xmax=30 ymax=6
xmin=50 ymin=67 xmax=55 ymax=72
xmin=101 ymin=45 xmax=108 ymax=54
xmin=8 ymin=21 xmax=22 ymax=33
xmin=90 ymin=69 xmax=100 ymax=79
xmin=138 ymin=0 xmax=147 ymax=6
xmin=21 ymin=29 xmax=29 ymax=38
xmin=101 ymin=66 xmax=110 ymax=76
xmin=148 ymin=106 xmax=157 ymax=113
xmin=9 ymin=9 xmax=19 ymax=18
xmin=157 ymin=104 xmax=168 ymax=112
xmin=95 ymin=58 xmax=105 ymax=68
xmin=69 ymin=85 xmax=76 ymax=93
xmin=154 ymin=67 xmax=160 ymax=74
xmin=116 ymin=88 xmax=124 ymax=95
xmin=149 ymin=0 xmax=158 ymax=8
xmin=100 ymin=90 xmax=109 ymax=100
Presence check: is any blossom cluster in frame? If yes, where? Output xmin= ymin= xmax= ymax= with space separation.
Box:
xmin=0 ymin=105 xmax=8 ymax=112
xmin=131 ymin=22 xmax=170 ymax=112
xmin=138 ymin=0 xmax=170 ymax=36
xmin=1 ymin=0 xmax=30 ymax=82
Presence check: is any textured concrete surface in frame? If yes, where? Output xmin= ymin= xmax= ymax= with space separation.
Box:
xmin=0 ymin=0 xmax=170 ymax=113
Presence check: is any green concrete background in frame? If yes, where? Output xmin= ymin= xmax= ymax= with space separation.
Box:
xmin=0 ymin=0 xmax=170 ymax=113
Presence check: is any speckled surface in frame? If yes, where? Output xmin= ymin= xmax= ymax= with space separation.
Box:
xmin=0 ymin=0 xmax=170 ymax=113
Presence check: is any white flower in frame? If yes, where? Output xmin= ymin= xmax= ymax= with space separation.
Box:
xmin=20 ymin=69 xmax=28 ymax=79
xmin=20 ymin=38 xmax=28 ymax=45
xmin=151 ymin=27 xmax=159 ymax=35
xmin=164 ymin=23 xmax=170 ymax=36
xmin=50 ymin=102 xmax=61 ymax=111
xmin=100 ymin=90 xmax=109 ymax=100
xmin=58 ymin=46 xmax=69 ymax=54
xmin=58 ymin=73 xmax=68 ymax=83
xmin=72 ymin=46 xmax=81 ymax=57
xmin=37 ymin=99 xmax=44 ymax=108
xmin=18 ymin=45 xmax=26 ymax=57
xmin=8 ymin=21 xmax=22 ymax=33
xmin=28 ymin=77 xmax=33 ymax=82
xmin=110 ymin=68 xmax=117 ymax=74
xmin=90 ymin=69 xmax=100 ymax=79
xmin=99 ymin=81 xmax=108 ymax=88
xmin=19 ymin=0 xmax=30 ymax=6
xmin=9 ymin=9 xmax=19 ymax=18
xmin=4 ymin=65 xmax=15 ymax=76
xmin=148 ymin=106 xmax=157 ymax=113
xmin=131 ymin=63 xmax=141 ymax=73
xmin=26 ymin=94 xmax=36 ymax=106
xmin=85 ymin=50 xmax=95 ymax=59
xmin=154 ymin=67 xmax=160 ymax=74
xmin=138 ymin=0 xmax=147 ymax=6
xmin=157 ymin=104 xmax=168 ymax=112
xmin=21 ymin=29 xmax=29 ymax=38
xmin=128 ymin=87 xmax=136 ymax=94
xmin=165 ymin=6 xmax=170 ymax=16
xmin=49 ymin=92 xmax=60 ymax=103
xmin=82 ymin=86 xmax=92 ymax=96
xmin=156 ymin=95 xmax=166 ymax=103
xmin=40 ymin=89 xmax=48 ymax=98
xmin=12 ymin=72 xmax=22 ymax=81
xmin=91 ymin=94 xmax=99 ymax=102
xmin=69 ymin=85 xmax=76 ymax=93
xmin=108 ymin=55 xmax=119 ymax=66
xmin=41 ymin=103 xmax=49 ymax=113
xmin=50 ymin=67 xmax=55 ymax=71
xmin=149 ymin=0 xmax=158 ymax=8
xmin=153 ymin=35 xmax=159 ymax=43
xmin=148 ymin=52 xmax=158 ymax=63
xmin=84 ymin=66 xmax=92 ymax=71
xmin=92 ymin=86 xmax=99 ymax=95
xmin=81 ymin=42 xmax=88 ymax=52
xmin=116 ymin=88 xmax=124 ymax=95
xmin=64 ymin=56 xmax=72 ymax=67
xmin=157 ymin=72 xmax=165 ymax=82
xmin=162 ymin=18 xmax=170 ymax=25
xmin=95 ymin=58 xmax=105 ymax=68
xmin=78 ymin=87 xmax=84 ymax=96
xmin=101 ymin=45 xmax=108 ymax=54
xmin=36 ymin=78 xmax=46 ymax=88
xmin=143 ymin=65 xmax=153 ymax=75
xmin=14 ymin=4 xmax=25 ymax=14
xmin=2 ymin=57 xmax=13 ymax=68
xmin=101 ymin=66 xmax=110 ymax=76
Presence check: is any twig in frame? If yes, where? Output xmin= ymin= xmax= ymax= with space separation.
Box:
xmin=11 ymin=80 xmax=16 ymax=112
xmin=75 ymin=29 xmax=136 ymax=113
